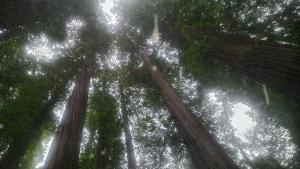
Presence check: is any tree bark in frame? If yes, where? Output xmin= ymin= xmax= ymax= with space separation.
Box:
xmin=96 ymin=131 xmax=105 ymax=169
xmin=119 ymin=85 xmax=138 ymax=169
xmin=218 ymin=35 xmax=300 ymax=101
xmin=138 ymin=48 xmax=239 ymax=169
xmin=0 ymin=85 xmax=65 ymax=169
xmin=44 ymin=60 xmax=92 ymax=169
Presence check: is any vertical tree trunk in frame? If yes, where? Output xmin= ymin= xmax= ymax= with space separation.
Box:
xmin=119 ymin=85 xmax=138 ymax=169
xmin=219 ymin=36 xmax=300 ymax=101
xmin=96 ymin=132 xmax=105 ymax=169
xmin=138 ymin=48 xmax=239 ymax=169
xmin=83 ymin=127 xmax=96 ymax=169
xmin=85 ymin=127 xmax=96 ymax=152
xmin=44 ymin=60 xmax=92 ymax=169
xmin=0 ymin=86 xmax=65 ymax=169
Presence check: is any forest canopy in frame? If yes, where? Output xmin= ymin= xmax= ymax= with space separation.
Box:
xmin=0 ymin=0 xmax=299 ymax=169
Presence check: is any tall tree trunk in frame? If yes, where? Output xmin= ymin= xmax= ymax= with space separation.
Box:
xmin=95 ymin=60 xmax=107 ymax=169
xmin=119 ymin=85 xmax=138 ymax=169
xmin=218 ymin=35 xmax=300 ymax=101
xmin=0 ymin=85 xmax=65 ymax=169
xmin=44 ymin=60 xmax=92 ymax=169
xmin=96 ymin=131 xmax=105 ymax=169
xmin=137 ymin=47 xmax=239 ymax=169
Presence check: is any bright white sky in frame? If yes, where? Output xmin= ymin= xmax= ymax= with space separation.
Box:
xmin=99 ymin=0 xmax=118 ymax=28
xmin=231 ymin=102 xmax=256 ymax=139
xmin=25 ymin=18 xmax=84 ymax=62
xmin=208 ymin=91 xmax=257 ymax=139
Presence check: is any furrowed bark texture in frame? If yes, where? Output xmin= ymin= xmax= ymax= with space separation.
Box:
xmin=219 ymin=36 xmax=300 ymax=101
xmin=139 ymin=48 xmax=239 ymax=169
xmin=119 ymin=85 xmax=138 ymax=169
xmin=44 ymin=62 xmax=91 ymax=169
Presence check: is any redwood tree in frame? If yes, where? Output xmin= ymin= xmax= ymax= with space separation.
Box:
xmin=44 ymin=59 xmax=92 ymax=169
xmin=219 ymin=35 xmax=300 ymax=101
xmin=119 ymin=85 xmax=138 ymax=169
xmin=131 ymin=42 xmax=239 ymax=168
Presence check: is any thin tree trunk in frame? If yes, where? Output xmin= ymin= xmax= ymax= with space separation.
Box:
xmin=137 ymin=47 xmax=239 ymax=169
xmin=84 ymin=127 xmax=96 ymax=169
xmin=86 ymin=127 xmax=96 ymax=152
xmin=119 ymin=85 xmax=138 ymax=169
xmin=0 ymin=86 xmax=65 ymax=169
xmin=96 ymin=131 xmax=105 ymax=169
xmin=44 ymin=60 xmax=92 ymax=169
xmin=218 ymin=35 xmax=300 ymax=101
xmin=95 ymin=59 xmax=107 ymax=169
xmin=236 ymin=143 xmax=255 ymax=169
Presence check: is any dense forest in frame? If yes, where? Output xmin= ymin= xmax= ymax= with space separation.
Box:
xmin=0 ymin=0 xmax=300 ymax=169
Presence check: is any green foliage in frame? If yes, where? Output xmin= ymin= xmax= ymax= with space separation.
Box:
xmin=267 ymin=89 xmax=300 ymax=146
xmin=0 ymin=39 xmax=28 ymax=105
xmin=0 ymin=49 xmax=79 ymax=168
xmin=80 ymin=90 xmax=123 ymax=169
xmin=0 ymin=0 xmax=103 ymax=41
xmin=252 ymin=156 xmax=285 ymax=169
xmin=18 ymin=123 xmax=60 ymax=169
xmin=116 ymin=35 xmax=136 ymax=53
xmin=80 ymin=22 xmax=112 ymax=56
xmin=182 ymin=37 xmax=222 ymax=84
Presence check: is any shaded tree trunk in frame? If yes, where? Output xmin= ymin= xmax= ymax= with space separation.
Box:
xmin=96 ymin=132 xmax=105 ymax=169
xmin=218 ymin=35 xmax=300 ymax=101
xmin=119 ymin=85 xmax=138 ymax=169
xmin=137 ymin=47 xmax=239 ymax=169
xmin=0 ymin=84 xmax=66 ymax=169
xmin=44 ymin=60 xmax=92 ymax=169
xmin=95 ymin=64 xmax=106 ymax=169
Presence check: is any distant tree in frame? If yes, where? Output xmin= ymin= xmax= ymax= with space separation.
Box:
xmin=81 ymin=86 xmax=122 ymax=169
xmin=94 ymin=91 xmax=122 ymax=169
xmin=119 ymin=84 xmax=138 ymax=169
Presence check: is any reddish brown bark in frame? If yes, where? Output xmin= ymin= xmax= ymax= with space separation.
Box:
xmin=44 ymin=61 xmax=92 ymax=169
xmin=119 ymin=85 xmax=138 ymax=169
xmin=219 ymin=35 xmax=300 ymax=101
xmin=138 ymin=48 xmax=239 ymax=169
